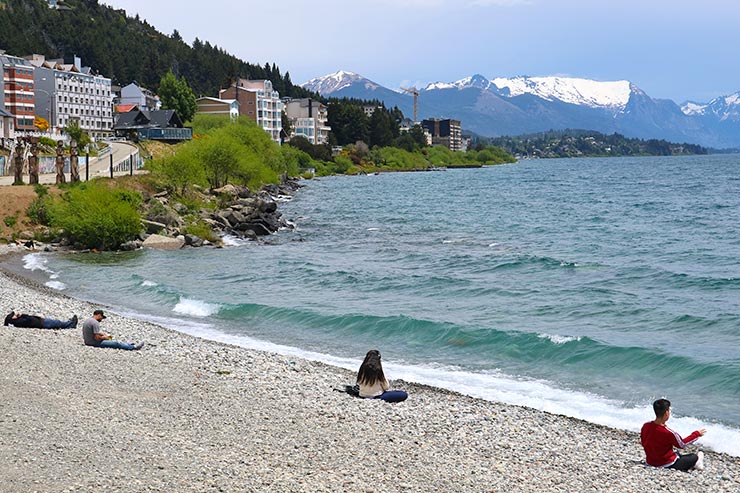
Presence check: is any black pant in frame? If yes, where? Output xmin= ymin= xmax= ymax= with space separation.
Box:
xmin=668 ymin=453 xmax=698 ymax=472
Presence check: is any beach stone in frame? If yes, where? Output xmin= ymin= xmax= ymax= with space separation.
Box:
xmin=142 ymin=234 xmax=184 ymax=250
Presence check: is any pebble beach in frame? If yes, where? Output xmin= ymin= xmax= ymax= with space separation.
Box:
xmin=1 ymin=245 xmax=739 ymax=493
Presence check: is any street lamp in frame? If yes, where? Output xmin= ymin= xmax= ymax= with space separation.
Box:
xmin=37 ymin=77 xmax=55 ymax=135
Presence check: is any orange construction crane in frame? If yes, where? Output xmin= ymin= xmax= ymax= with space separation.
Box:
xmin=400 ymin=86 xmax=419 ymax=122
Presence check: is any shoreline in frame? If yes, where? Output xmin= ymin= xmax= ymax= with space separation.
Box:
xmin=1 ymin=249 xmax=739 ymax=492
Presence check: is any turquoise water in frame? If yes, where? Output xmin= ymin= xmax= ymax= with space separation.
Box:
xmin=24 ymin=154 xmax=740 ymax=455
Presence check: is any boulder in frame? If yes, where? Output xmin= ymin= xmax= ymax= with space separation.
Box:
xmin=258 ymin=199 xmax=278 ymax=213
xmin=213 ymin=184 xmax=238 ymax=196
xmin=223 ymin=210 xmax=245 ymax=227
xmin=141 ymin=219 xmax=167 ymax=234
xmin=184 ymin=234 xmax=204 ymax=247
xmin=142 ymin=234 xmax=185 ymax=250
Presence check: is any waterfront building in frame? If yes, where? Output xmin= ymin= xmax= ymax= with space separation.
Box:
xmin=113 ymin=108 xmax=192 ymax=142
xmin=283 ymin=98 xmax=331 ymax=145
xmin=119 ymin=82 xmax=161 ymax=112
xmin=195 ymin=97 xmax=239 ymax=121
xmin=27 ymin=54 xmax=114 ymax=139
xmin=219 ymin=79 xmax=282 ymax=143
xmin=421 ymin=118 xmax=462 ymax=151
xmin=0 ymin=50 xmax=36 ymax=133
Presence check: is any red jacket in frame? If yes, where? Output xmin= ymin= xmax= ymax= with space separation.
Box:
xmin=641 ymin=421 xmax=702 ymax=467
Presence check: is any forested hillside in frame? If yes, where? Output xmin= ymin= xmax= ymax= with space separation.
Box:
xmin=0 ymin=0 xmax=311 ymax=99
xmin=485 ymin=130 xmax=708 ymax=158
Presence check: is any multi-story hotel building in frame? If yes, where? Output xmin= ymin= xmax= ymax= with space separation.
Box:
xmin=219 ymin=79 xmax=282 ymax=143
xmin=283 ymin=98 xmax=331 ymax=145
xmin=421 ymin=118 xmax=463 ymax=152
xmin=28 ymin=54 xmax=114 ymax=139
xmin=0 ymin=50 xmax=36 ymax=132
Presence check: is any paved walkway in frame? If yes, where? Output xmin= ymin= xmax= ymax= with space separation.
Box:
xmin=0 ymin=141 xmax=145 ymax=186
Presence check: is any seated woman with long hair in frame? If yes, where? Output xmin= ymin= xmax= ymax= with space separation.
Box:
xmin=356 ymin=349 xmax=408 ymax=403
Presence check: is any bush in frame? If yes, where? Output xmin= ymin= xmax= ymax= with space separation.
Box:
xmin=49 ymin=182 xmax=143 ymax=250
xmin=3 ymin=214 xmax=17 ymax=228
xmin=27 ymin=196 xmax=53 ymax=225
xmin=183 ymin=220 xmax=218 ymax=242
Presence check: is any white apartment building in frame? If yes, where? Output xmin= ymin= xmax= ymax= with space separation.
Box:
xmin=219 ymin=79 xmax=282 ymax=143
xmin=28 ymin=54 xmax=114 ymax=139
xmin=284 ymin=98 xmax=330 ymax=145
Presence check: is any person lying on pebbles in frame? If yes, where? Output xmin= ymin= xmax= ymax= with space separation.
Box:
xmin=82 ymin=309 xmax=145 ymax=351
xmin=4 ymin=310 xmax=78 ymax=329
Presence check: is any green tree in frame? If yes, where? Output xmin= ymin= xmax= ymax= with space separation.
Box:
xmin=63 ymin=120 xmax=91 ymax=150
xmin=158 ymin=70 xmax=198 ymax=122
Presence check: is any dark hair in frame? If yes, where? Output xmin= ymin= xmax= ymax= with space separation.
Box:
xmin=356 ymin=349 xmax=386 ymax=387
xmin=653 ymin=398 xmax=671 ymax=418
xmin=4 ymin=311 xmax=15 ymax=326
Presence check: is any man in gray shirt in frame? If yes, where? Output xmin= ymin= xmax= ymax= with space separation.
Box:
xmin=82 ymin=310 xmax=144 ymax=350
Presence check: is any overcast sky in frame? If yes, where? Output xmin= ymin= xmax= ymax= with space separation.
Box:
xmin=103 ymin=0 xmax=740 ymax=103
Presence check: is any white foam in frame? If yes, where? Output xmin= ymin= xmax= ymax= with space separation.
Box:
xmin=44 ymin=280 xmax=66 ymax=290
xmin=173 ymin=297 xmax=221 ymax=317
xmin=220 ymin=235 xmax=245 ymax=247
xmin=538 ymin=333 xmax=581 ymax=344
xmin=141 ymin=280 xmax=157 ymax=287
xmin=367 ymin=228 xmax=380 ymax=231
xmin=22 ymin=253 xmax=55 ymax=274
xmin=104 ymin=308 xmax=740 ymax=458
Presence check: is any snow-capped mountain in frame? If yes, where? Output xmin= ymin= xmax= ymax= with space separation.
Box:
xmin=489 ymin=76 xmax=632 ymax=110
xmin=682 ymin=92 xmax=740 ymax=122
xmin=302 ymin=71 xmax=740 ymax=148
xmin=302 ymin=70 xmax=380 ymax=95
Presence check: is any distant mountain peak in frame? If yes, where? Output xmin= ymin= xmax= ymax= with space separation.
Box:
xmin=490 ymin=75 xmax=633 ymax=109
xmin=302 ymin=70 xmax=380 ymax=95
xmin=682 ymin=90 xmax=740 ymax=121
xmin=424 ymin=73 xmax=492 ymax=91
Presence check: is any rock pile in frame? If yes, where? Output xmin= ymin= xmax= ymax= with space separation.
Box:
xmin=130 ymin=179 xmax=302 ymax=250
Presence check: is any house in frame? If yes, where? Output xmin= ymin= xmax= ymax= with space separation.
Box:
xmin=0 ymin=108 xmax=15 ymax=139
xmin=283 ymin=98 xmax=331 ymax=145
xmin=195 ymin=97 xmax=239 ymax=121
xmin=0 ymin=50 xmax=35 ymax=133
xmin=219 ymin=79 xmax=282 ymax=143
xmin=113 ymin=108 xmax=192 ymax=141
xmin=27 ymin=54 xmax=114 ymax=139
xmin=119 ymin=82 xmax=160 ymax=112
xmin=421 ymin=118 xmax=462 ymax=151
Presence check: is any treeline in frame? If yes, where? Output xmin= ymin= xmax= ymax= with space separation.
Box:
xmin=326 ymin=99 xmax=428 ymax=150
xmin=484 ymin=129 xmax=708 ymax=158
xmin=0 ymin=0 xmax=312 ymax=99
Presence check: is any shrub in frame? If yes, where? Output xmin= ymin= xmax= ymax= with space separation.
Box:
xmin=27 ymin=196 xmax=53 ymax=225
xmin=183 ymin=220 xmax=218 ymax=242
xmin=49 ymin=182 xmax=143 ymax=250
xmin=4 ymin=214 xmax=17 ymax=228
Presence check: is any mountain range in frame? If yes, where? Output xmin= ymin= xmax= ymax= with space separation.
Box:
xmin=303 ymin=71 xmax=740 ymax=149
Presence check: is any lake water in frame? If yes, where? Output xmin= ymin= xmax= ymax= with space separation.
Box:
xmin=23 ymin=154 xmax=740 ymax=455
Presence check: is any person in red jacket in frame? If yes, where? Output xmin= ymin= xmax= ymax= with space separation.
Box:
xmin=641 ymin=398 xmax=706 ymax=471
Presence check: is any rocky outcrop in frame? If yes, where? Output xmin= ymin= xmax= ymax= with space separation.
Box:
xmin=136 ymin=179 xmax=302 ymax=249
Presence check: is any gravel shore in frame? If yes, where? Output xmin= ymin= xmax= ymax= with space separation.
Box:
xmin=1 ymin=247 xmax=738 ymax=492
